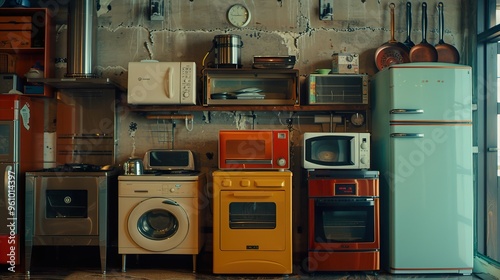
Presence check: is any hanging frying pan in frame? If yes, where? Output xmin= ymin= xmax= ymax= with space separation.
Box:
xmin=375 ymin=3 xmax=410 ymax=71
xmin=403 ymin=2 xmax=415 ymax=50
xmin=409 ymin=2 xmax=438 ymax=62
xmin=435 ymin=2 xmax=460 ymax=63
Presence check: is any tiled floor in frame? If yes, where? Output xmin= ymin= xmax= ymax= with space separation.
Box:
xmin=0 ymin=247 xmax=489 ymax=280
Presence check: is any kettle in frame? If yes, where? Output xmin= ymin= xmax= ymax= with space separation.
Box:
xmin=123 ymin=157 xmax=144 ymax=175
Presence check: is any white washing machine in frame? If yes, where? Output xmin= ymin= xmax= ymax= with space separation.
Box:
xmin=118 ymin=173 xmax=207 ymax=272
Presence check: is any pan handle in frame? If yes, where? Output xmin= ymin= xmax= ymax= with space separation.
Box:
xmin=406 ymin=2 xmax=412 ymax=38
xmin=438 ymin=2 xmax=444 ymax=42
xmin=389 ymin=3 xmax=396 ymax=42
xmin=422 ymin=2 xmax=428 ymax=42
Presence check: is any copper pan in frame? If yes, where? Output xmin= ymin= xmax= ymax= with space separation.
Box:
xmin=409 ymin=2 xmax=438 ymax=62
xmin=375 ymin=3 xmax=410 ymax=71
xmin=435 ymin=2 xmax=459 ymax=63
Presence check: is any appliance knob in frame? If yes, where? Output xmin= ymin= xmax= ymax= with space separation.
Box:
xmin=361 ymin=142 xmax=368 ymax=149
xmin=360 ymin=157 xmax=367 ymax=164
xmin=277 ymin=158 xmax=287 ymax=167
xmin=170 ymin=188 xmax=176 ymax=193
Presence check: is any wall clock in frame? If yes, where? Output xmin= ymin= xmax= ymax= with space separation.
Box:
xmin=227 ymin=4 xmax=251 ymax=27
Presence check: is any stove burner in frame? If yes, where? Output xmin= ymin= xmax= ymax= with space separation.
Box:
xmin=41 ymin=163 xmax=111 ymax=172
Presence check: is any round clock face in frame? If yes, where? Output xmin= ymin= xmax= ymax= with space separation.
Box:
xmin=227 ymin=4 xmax=251 ymax=27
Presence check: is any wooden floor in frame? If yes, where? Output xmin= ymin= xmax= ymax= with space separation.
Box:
xmin=0 ymin=247 xmax=487 ymax=280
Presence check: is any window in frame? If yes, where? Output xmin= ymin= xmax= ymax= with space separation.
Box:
xmin=477 ymin=0 xmax=500 ymax=267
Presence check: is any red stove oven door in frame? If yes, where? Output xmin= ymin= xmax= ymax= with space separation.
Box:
xmin=308 ymin=179 xmax=380 ymax=251
xmin=219 ymin=189 xmax=287 ymax=251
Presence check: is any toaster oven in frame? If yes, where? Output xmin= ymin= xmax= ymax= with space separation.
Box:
xmin=143 ymin=149 xmax=195 ymax=171
xmin=306 ymin=74 xmax=368 ymax=105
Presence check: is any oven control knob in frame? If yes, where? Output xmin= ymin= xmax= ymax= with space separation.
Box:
xmin=361 ymin=141 xmax=368 ymax=150
xmin=360 ymin=157 xmax=368 ymax=164
xmin=277 ymin=158 xmax=287 ymax=167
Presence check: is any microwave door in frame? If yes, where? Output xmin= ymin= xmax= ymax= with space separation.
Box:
xmin=161 ymin=65 xmax=180 ymax=104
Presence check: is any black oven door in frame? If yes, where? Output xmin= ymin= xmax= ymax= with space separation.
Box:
xmin=33 ymin=177 xmax=100 ymax=236
xmin=309 ymin=197 xmax=379 ymax=250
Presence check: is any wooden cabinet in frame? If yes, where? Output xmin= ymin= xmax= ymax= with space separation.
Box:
xmin=203 ymin=68 xmax=299 ymax=106
xmin=0 ymin=8 xmax=54 ymax=97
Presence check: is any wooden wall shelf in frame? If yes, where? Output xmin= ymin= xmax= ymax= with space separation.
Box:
xmin=127 ymin=104 xmax=370 ymax=112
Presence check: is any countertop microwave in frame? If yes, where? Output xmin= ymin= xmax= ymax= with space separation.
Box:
xmin=302 ymin=132 xmax=370 ymax=170
xmin=127 ymin=61 xmax=196 ymax=105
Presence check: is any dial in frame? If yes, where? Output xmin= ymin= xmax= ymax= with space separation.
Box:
xmin=350 ymin=113 xmax=365 ymax=127
xmin=227 ymin=4 xmax=251 ymax=28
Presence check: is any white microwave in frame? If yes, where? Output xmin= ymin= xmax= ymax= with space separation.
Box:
xmin=302 ymin=132 xmax=370 ymax=170
xmin=127 ymin=61 xmax=196 ymax=105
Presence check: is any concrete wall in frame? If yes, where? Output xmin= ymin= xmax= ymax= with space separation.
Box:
xmin=46 ymin=0 xmax=472 ymax=267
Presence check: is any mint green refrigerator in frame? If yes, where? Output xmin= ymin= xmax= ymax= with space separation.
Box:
xmin=371 ymin=63 xmax=473 ymax=275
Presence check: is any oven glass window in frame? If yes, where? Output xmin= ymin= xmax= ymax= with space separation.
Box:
xmin=226 ymin=139 xmax=268 ymax=159
xmin=314 ymin=198 xmax=374 ymax=243
xmin=46 ymin=190 xmax=88 ymax=218
xmin=149 ymin=151 xmax=190 ymax=167
xmin=306 ymin=136 xmax=353 ymax=166
xmin=137 ymin=209 xmax=179 ymax=240
xmin=229 ymin=202 xmax=276 ymax=229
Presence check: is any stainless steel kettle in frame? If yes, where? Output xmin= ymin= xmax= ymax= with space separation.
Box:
xmin=123 ymin=157 xmax=144 ymax=175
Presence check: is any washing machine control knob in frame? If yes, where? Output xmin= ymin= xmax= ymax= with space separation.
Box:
xmin=170 ymin=188 xmax=176 ymax=193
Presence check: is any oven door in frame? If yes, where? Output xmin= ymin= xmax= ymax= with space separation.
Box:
xmin=220 ymin=190 xmax=287 ymax=251
xmin=218 ymin=131 xmax=273 ymax=169
xmin=309 ymin=197 xmax=379 ymax=250
xmin=34 ymin=177 xmax=100 ymax=236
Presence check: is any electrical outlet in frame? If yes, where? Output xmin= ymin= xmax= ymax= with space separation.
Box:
xmin=150 ymin=0 xmax=164 ymax=21
xmin=319 ymin=0 xmax=334 ymax=21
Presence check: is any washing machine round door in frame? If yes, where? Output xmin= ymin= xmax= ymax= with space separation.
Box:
xmin=127 ymin=197 xmax=189 ymax=252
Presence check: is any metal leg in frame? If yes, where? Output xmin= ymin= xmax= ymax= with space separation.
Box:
xmin=99 ymin=240 xmax=107 ymax=274
xmin=121 ymin=254 xmax=127 ymax=272
xmin=192 ymin=254 xmax=196 ymax=273
xmin=24 ymin=240 xmax=31 ymax=276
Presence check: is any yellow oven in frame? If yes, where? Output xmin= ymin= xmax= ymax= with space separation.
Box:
xmin=213 ymin=170 xmax=292 ymax=274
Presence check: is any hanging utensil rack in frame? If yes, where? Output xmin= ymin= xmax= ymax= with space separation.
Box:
xmin=146 ymin=114 xmax=194 ymax=148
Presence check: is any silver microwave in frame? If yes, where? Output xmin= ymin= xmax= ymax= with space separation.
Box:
xmin=127 ymin=61 xmax=197 ymax=105
xmin=306 ymin=74 xmax=368 ymax=105
xmin=302 ymin=132 xmax=370 ymax=170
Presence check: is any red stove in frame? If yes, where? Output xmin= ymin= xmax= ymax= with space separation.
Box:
xmin=307 ymin=169 xmax=380 ymax=272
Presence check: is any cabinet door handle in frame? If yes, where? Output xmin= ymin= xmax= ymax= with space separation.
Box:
xmin=390 ymin=109 xmax=424 ymax=114
xmin=391 ymin=133 xmax=424 ymax=138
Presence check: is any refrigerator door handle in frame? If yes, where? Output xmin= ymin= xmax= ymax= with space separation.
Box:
xmin=391 ymin=133 xmax=424 ymax=138
xmin=390 ymin=109 xmax=424 ymax=114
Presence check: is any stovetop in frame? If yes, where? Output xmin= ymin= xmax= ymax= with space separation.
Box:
xmin=40 ymin=163 xmax=108 ymax=172
xmin=27 ymin=163 xmax=119 ymax=177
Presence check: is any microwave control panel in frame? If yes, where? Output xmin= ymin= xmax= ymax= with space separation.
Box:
xmin=359 ymin=135 xmax=370 ymax=168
